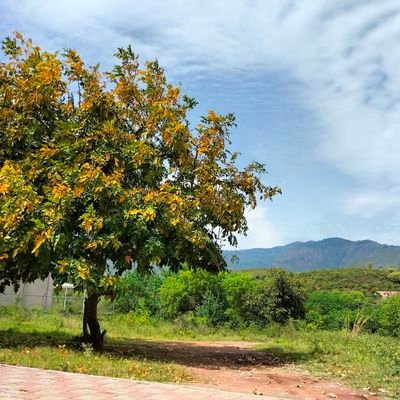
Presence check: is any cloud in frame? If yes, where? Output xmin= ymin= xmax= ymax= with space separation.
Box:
xmin=3 ymin=0 xmax=400 ymax=240
xmin=4 ymin=1 xmax=399 ymax=175
xmin=227 ymin=206 xmax=282 ymax=249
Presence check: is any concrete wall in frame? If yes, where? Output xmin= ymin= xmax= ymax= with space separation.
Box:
xmin=0 ymin=276 xmax=53 ymax=309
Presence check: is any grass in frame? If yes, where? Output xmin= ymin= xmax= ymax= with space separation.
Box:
xmin=0 ymin=307 xmax=191 ymax=383
xmin=0 ymin=306 xmax=399 ymax=398
xmin=256 ymin=327 xmax=400 ymax=398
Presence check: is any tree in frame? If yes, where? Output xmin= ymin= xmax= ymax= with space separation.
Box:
xmin=0 ymin=33 xmax=280 ymax=351
xmin=254 ymin=269 xmax=306 ymax=324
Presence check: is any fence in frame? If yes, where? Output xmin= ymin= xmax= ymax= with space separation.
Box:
xmin=0 ymin=293 xmax=115 ymax=316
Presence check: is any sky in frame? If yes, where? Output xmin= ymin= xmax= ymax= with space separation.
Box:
xmin=1 ymin=0 xmax=400 ymax=249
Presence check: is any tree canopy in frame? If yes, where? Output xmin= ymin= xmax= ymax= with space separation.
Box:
xmin=0 ymin=33 xmax=280 ymax=350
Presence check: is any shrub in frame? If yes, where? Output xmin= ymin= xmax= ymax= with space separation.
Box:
xmin=114 ymin=271 xmax=164 ymax=315
xmin=373 ymin=295 xmax=400 ymax=337
xmin=221 ymin=272 xmax=257 ymax=327
xmin=195 ymin=290 xmax=227 ymax=326
xmin=158 ymin=269 xmax=223 ymax=319
xmin=305 ymin=290 xmax=372 ymax=330
xmin=223 ymin=269 xmax=306 ymax=327
xmin=258 ymin=269 xmax=306 ymax=324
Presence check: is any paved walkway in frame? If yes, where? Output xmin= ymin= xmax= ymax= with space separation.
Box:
xmin=0 ymin=364 xmax=293 ymax=400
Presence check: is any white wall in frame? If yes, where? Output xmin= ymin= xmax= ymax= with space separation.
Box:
xmin=0 ymin=276 xmax=53 ymax=309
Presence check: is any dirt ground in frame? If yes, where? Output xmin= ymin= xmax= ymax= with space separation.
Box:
xmin=107 ymin=339 xmax=380 ymax=400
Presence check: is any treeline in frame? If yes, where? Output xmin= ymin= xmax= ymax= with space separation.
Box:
xmin=247 ymin=265 xmax=400 ymax=293
xmin=114 ymin=268 xmax=400 ymax=337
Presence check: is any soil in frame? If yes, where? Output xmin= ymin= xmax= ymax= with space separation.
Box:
xmin=106 ymin=339 xmax=381 ymax=400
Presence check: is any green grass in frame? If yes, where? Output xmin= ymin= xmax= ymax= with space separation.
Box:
xmin=256 ymin=327 xmax=400 ymax=398
xmin=0 ymin=307 xmax=191 ymax=383
xmin=0 ymin=306 xmax=399 ymax=398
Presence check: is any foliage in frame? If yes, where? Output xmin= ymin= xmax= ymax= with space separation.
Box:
xmin=222 ymin=272 xmax=257 ymax=326
xmin=388 ymin=271 xmax=400 ymax=284
xmin=116 ymin=269 xmax=306 ymax=328
xmin=372 ymin=295 xmax=400 ymax=337
xmin=114 ymin=270 xmax=164 ymax=314
xmin=305 ymin=290 xmax=372 ymax=330
xmin=296 ymin=266 xmax=400 ymax=293
xmin=0 ymin=33 xmax=279 ymax=348
xmin=256 ymin=269 xmax=306 ymax=324
xmin=247 ymin=266 xmax=400 ymax=293
xmin=158 ymin=269 xmax=224 ymax=320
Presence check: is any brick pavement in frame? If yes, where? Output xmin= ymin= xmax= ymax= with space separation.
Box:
xmin=0 ymin=364 xmax=294 ymax=400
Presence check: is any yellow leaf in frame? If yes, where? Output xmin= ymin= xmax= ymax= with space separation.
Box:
xmin=128 ymin=208 xmax=141 ymax=216
xmin=77 ymin=266 xmax=89 ymax=280
xmin=73 ymin=187 xmax=84 ymax=197
xmin=57 ymin=260 xmax=69 ymax=273
xmin=32 ymin=236 xmax=46 ymax=256
xmin=142 ymin=208 xmax=156 ymax=221
xmin=171 ymin=217 xmax=180 ymax=226
xmin=81 ymin=217 xmax=94 ymax=233
xmin=0 ymin=183 xmax=9 ymax=195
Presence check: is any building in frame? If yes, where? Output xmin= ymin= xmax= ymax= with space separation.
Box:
xmin=375 ymin=291 xmax=400 ymax=299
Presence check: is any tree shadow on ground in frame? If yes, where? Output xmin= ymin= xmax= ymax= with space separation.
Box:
xmin=104 ymin=338 xmax=311 ymax=369
xmin=0 ymin=329 xmax=311 ymax=370
xmin=0 ymin=328 xmax=73 ymax=348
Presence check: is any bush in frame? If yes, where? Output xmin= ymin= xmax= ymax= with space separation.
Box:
xmin=373 ymin=295 xmax=400 ymax=337
xmin=114 ymin=268 xmax=307 ymax=329
xmin=223 ymin=269 xmax=306 ymax=327
xmin=257 ymin=269 xmax=306 ymax=324
xmin=305 ymin=290 xmax=372 ymax=330
xmin=195 ymin=290 xmax=227 ymax=326
xmin=114 ymin=271 xmax=164 ymax=315
xmin=222 ymin=272 xmax=257 ymax=327
xmin=158 ymin=269 xmax=224 ymax=319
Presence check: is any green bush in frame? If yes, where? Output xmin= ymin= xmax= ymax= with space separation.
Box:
xmin=259 ymin=269 xmax=306 ymax=324
xmin=114 ymin=271 xmax=164 ymax=315
xmin=373 ymin=295 xmax=400 ymax=337
xmin=305 ymin=290 xmax=372 ymax=330
xmin=222 ymin=272 xmax=257 ymax=326
xmin=195 ymin=290 xmax=227 ymax=326
xmin=158 ymin=269 xmax=224 ymax=319
xmin=223 ymin=269 xmax=306 ymax=327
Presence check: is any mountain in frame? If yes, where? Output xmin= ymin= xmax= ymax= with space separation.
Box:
xmin=223 ymin=238 xmax=400 ymax=271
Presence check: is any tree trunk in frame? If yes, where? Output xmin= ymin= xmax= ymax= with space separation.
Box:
xmin=82 ymin=298 xmax=90 ymax=340
xmin=85 ymin=292 xmax=106 ymax=352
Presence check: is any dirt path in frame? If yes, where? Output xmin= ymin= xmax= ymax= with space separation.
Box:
xmin=107 ymin=340 xmax=378 ymax=400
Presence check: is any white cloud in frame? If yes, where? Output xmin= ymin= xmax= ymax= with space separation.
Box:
xmin=3 ymin=0 xmax=400 ymax=239
xmin=5 ymin=1 xmax=400 ymax=179
xmin=228 ymin=206 xmax=282 ymax=249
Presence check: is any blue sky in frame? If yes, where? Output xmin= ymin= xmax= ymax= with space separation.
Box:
xmin=2 ymin=0 xmax=400 ymax=248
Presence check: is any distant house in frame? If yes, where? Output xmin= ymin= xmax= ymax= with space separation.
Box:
xmin=0 ymin=276 xmax=53 ymax=309
xmin=375 ymin=291 xmax=400 ymax=299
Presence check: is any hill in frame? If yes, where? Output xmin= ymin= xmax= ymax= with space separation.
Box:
xmin=243 ymin=266 xmax=400 ymax=293
xmin=223 ymin=238 xmax=400 ymax=271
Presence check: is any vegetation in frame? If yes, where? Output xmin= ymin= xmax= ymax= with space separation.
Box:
xmin=246 ymin=265 xmax=400 ymax=293
xmin=0 ymin=33 xmax=279 ymax=351
xmin=0 ymin=306 xmax=399 ymax=398
xmin=258 ymin=329 xmax=400 ymax=398
xmin=0 ymin=306 xmax=190 ymax=382
xmin=115 ymin=268 xmax=306 ymax=327
xmin=111 ymin=267 xmax=400 ymax=340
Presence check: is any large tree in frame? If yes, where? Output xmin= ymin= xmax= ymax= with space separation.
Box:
xmin=0 ymin=33 xmax=280 ymax=351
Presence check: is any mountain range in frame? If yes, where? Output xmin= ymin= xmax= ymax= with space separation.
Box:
xmin=223 ymin=238 xmax=400 ymax=271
